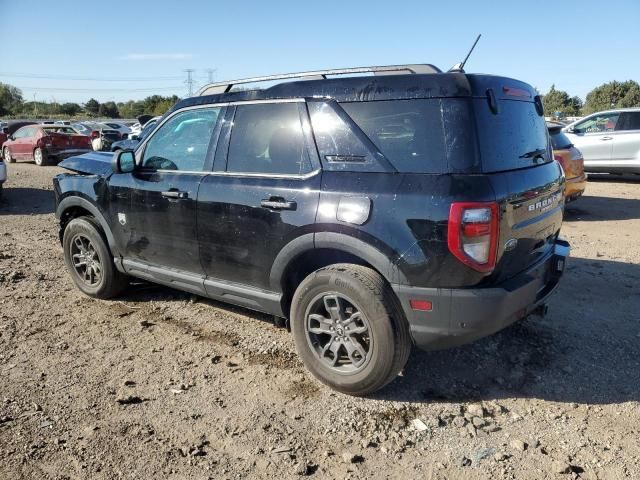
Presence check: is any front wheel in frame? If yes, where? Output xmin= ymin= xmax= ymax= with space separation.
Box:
xmin=4 ymin=147 xmax=14 ymax=163
xmin=33 ymin=147 xmax=47 ymax=166
xmin=62 ymin=217 xmax=128 ymax=298
xmin=290 ymin=264 xmax=411 ymax=396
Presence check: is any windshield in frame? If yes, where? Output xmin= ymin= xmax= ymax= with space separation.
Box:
xmin=43 ymin=126 xmax=77 ymax=135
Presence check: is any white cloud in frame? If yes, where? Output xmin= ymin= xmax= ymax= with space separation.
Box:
xmin=119 ymin=53 xmax=194 ymax=61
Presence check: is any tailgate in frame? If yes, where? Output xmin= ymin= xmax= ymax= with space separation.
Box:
xmin=489 ymin=161 xmax=565 ymax=282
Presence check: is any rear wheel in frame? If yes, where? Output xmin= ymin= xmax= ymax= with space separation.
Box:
xmin=33 ymin=148 xmax=47 ymax=166
xmin=4 ymin=147 xmax=14 ymax=163
xmin=63 ymin=217 xmax=128 ymax=298
xmin=290 ymin=264 xmax=411 ymax=396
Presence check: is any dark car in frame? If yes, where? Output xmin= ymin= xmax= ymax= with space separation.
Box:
xmin=53 ymin=64 xmax=569 ymax=395
xmin=3 ymin=124 xmax=92 ymax=166
xmin=111 ymin=117 xmax=159 ymax=151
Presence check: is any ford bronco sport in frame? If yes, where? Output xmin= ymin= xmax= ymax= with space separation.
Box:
xmin=54 ymin=64 xmax=570 ymax=395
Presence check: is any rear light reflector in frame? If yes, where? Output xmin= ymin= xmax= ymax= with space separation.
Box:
xmin=410 ymin=300 xmax=432 ymax=311
xmin=448 ymin=202 xmax=499 ymax=273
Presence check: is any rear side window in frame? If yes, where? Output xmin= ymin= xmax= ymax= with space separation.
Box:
xmin=341 ymin=100 xmax=447 ymax=173
xmin=616 ymin=112 xmax=640 ymax=131
xmin=549 ymin=129 xmax=573 ymax=150
xmin=474 ymin=99 xmax=549 ymax=173
xmin=226 ymin=103 xmax=311 ymax=175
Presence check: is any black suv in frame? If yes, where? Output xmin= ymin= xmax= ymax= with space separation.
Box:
xmin=54 ymin=64 xmax=569 ymax=395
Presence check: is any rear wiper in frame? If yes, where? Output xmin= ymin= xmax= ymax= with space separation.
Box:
xmin=519 ymin=148 xmax=547 ymax=159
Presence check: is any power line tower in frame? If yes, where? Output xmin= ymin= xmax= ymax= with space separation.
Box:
xmin=205 ymin=69 xmax=216 ymax=83
xmin=184 ymin=69 xmax=195 ymax=96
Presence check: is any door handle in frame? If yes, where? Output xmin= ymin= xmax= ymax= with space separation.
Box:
xmin=260 ymin=197 xmax=297 ymax=210
xmin=600 ymin=136 xmax=613 ymax=141
xmin=161 ymin=190 xmax=188 ymax=199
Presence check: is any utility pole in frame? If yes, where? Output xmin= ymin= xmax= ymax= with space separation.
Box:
xmin=205 ymin=68 xmax=216 ymax=83
xmin=33 ymin=93 xmax=38 ymax=117
xmin=184 ymin=69 xmax=195 ymax=97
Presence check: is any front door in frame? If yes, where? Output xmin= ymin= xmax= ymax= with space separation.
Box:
xmin=197 ymin=101 xmax=321 ymax=292
xmin=11 ymin=126 xmax=34 ymax=159
xmin=111 ymin=106 xmax=224 ymax=277
xmin=569 ymin=112 xmax=619 ymax=167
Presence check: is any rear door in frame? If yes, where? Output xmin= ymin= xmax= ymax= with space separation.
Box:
xmin=197 ymin=101 xmax=321 ymax=292
xmin=612 ymin=111 xmax=640 ymax=167
xmin=473 ymin=91 xmax=564 ymax=282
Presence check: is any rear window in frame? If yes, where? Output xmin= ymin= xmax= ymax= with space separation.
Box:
xmin=43 ymin=127 xmax=77 ymax=135
xmin=549 ymin=129 xmax=573 ymax=150
xmin=340 ymin=99 xmax=447 ymax=173
xmin=474 ymin=99 xmax=549 ymax=173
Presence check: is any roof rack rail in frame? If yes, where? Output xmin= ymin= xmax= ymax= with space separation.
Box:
xmin=195 ymin=64 xmax=442 ymax=96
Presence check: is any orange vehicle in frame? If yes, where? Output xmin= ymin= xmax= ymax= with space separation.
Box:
xmin=547 ymin=121 xmax=587 ymax=202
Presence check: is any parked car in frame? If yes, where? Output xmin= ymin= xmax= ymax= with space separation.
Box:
xmin=55 ymin=120 xmax=72 ymax=125
xmin=0 ymin=121 xmax=36 ymax=158
xmin=111 ymin=117 xmax=160 ymax=151
xmin=563 ymin=108 xmax=640 ymax=174
xmin=71 ymin=122 xmax=122 ymax=151
xmin=102 ymin=121 xmax=132 ymax=137
xmin=54 ymin=64 xmax=569 ymax=395
xmin=3 ymin=124 xmax=92 ymax=166
xmin=547 ymin=122 xmax=587 ymax=202
xmin=128 ymin=115 xmax=155 ymax=137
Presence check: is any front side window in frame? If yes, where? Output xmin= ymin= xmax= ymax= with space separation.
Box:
xmin=574 ymin=113 xmax=619 ymax=134
xmin=13 ymin=127 xmax=31 ymax=139
xmin=226 ymin=103 xmax=310 ymax=175
xmin=142 ymin=107 xmax=220 ymax=171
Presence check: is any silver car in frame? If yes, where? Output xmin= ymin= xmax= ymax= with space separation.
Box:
xmin=563 ymin=108 xmax=640 ymax=174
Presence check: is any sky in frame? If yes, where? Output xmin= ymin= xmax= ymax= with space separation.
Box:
xmin=1 ymin=0 xmax=638 ymax=104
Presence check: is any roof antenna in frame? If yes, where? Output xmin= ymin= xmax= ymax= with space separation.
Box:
xmin=448 ymin=34 xmax=482 ymax=73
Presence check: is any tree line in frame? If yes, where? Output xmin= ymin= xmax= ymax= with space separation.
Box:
xmin=542 ymin=80 xmax=640 ymax=117
xmin=2 ymin=80 xmax=640 ymax=120
xmin=0 ymin=82 xmax=179 ymax=119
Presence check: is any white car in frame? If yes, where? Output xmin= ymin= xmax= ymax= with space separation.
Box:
xmin=563 ymin=108 xmax=640 ymax=174
xmin=102 ymin=121 xmax=132 ymax=137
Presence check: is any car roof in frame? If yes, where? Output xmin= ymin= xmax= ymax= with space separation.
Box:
xmin=172 ymin=67 xmax=536 ymax=114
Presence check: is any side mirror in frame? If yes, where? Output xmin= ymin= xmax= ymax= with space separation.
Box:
xmin=8 ymin=134 xmax=14 ymax=141
xmin=112 ymin=149 xmax=136 ymax=174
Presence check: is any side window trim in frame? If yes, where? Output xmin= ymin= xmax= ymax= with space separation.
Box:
xmin=135 ymin=104 xmax=226 ymax=172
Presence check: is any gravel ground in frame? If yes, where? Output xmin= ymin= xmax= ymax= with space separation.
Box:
xmin=1 ymin=163 xmax=639 ymax=480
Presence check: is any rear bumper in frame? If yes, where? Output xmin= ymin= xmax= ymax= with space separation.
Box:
xmin=45 ymin=147 xmax=93 ymax=160
xmin=392 ymin=238 xmax=570 ymax=350
xmin=565 ymin=174 xmax=587 ymax=201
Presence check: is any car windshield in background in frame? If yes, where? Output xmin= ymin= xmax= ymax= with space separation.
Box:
xmin=42 ymin=126 xmax=78 ymax=135
xmin=549 ymin=129 xmax=573 ymax=150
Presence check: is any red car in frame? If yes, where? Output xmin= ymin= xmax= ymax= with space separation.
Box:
xmin=2 ymin=124 xmax=92 ymax=166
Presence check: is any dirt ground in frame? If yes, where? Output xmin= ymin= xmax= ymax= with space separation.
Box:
xmin=1 ymin=163 xmax=639 ymax=480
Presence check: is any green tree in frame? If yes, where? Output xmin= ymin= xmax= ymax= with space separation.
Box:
xmin=542 ymin=85 xmax=582 ymax=118
xmin=59 ymin=102 xmax=82 ymax=116
xmin=84 ymin=98 xmax=100 ymax=115
xmin=98 ymin=101 xmax=119 ymax=118
xmin=0 ymin=82 xmax=24 ymax=116
xmin=583 ymin=80 xmax=640 ymax=114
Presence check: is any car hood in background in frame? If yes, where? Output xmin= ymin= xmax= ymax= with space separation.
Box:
xmin=58 ymin=151 xmax=113 ymax=176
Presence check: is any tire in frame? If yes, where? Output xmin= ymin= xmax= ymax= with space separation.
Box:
xmin=290 ymin=264 xmax=411 ymax=396
xmin=4 ymin=147 xmax=14 ymax=163
xmin=62 ymin=216 xmax=128 ymax=299
xmin=33 ymin=147 xmax=47 ymax=166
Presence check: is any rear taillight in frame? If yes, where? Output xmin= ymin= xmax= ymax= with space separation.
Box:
xmin=448 ymin=202 xmax=499 ymax=273
xmin=90 ymin=131 xmax=100 ymax=139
